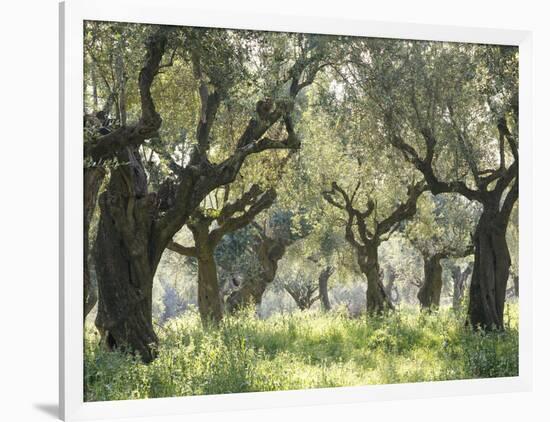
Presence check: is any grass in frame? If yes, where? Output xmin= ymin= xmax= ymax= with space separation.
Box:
xmin=84 ymin=303 xmax=519 ymax=402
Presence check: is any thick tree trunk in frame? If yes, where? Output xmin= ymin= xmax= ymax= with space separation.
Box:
xmin=468 ymin=205 xmax=511 ymax=330
xmin=360 ymin=245 xmax=393 ymax=314
xmin=190 ymin=219 xmax=224 ymax=325
xmin=318 ymin=265 xmax=334 ymax=311
xmin=94 ymin=148 xmax=160 ymax=363
xmin=417 ymin=254 xmax=444 ymax=310
xmin=84 ymin=167 xmax=105 ymax=320
xmin=196 ymin=254 xmax=223 ymax=324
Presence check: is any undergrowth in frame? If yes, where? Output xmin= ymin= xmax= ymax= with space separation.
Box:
xmin=84 ymin=303 xmax=519 ymax=401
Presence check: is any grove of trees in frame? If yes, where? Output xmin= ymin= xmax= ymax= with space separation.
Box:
xmin=83 ymin=20 xmax=519 ymax=377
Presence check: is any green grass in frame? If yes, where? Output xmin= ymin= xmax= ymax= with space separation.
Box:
xmin=84 ymin=303 xmax=519 ymax=401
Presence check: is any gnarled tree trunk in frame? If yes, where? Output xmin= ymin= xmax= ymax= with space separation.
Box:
xmin=468 ymin=201 xmax=512 ymax=330
xmin=168 ymin=186 xmax=277 ymax=325
xmin=417 ymin=253 xmax=445 ymax=310
xmin=190 ymin=219 xmax=224 ymax=325
xmin=196 ymin=254 xmax=223 ymax=324
xmin=95 ymin=147 xmax=161 ymax=363
xmin=360 ymin=245 xmax=393 ymax=314
xmin=226 ymin=236 xmax=287 ymax=312
xmin=318 ymin=265 xmax=334 ymax=311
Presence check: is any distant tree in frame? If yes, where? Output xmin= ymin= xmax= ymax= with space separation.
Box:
xmin=168 ymin=185 xmax=276 ymax=324
xmin=323 ymin=181 xmax=426 ymax=313
xmin=317 ymin=265 xmax=336 ymax=311
xmin=405 ymin=193 xmax=477 ymax=310
xmin=283 ymin=274 xmax=320 ymax=311
xmin=226 ymin=215 xmax=296 ymax=312
xmin=450 ymin=262 xmax=474 ymax=311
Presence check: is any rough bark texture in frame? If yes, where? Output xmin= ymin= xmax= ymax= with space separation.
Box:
xmin=95 ymin=147 xmax=160 ymax=363
xmin=417 ymin=253 xmax=445 ymax=310
xmin=190 ymin=218 xmax=224 ymax=324
xmin=83 ymin=167 xmax=105 ymax=320
xmin=467 ymin=199 xmax=513 ymax=330
xmin=361 ymin=245 xmax=393 ymax=313
xmin=318 ymin=265 xmax=335 ymax=311
xmin=93 ymin=30 xmax=168 ymax=362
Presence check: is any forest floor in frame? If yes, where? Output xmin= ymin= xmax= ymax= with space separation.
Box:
xmin=84 ymin=304 xmax=519 ymax=401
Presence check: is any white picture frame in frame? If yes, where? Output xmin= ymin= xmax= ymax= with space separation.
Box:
xmin=60 ymin=0 xmax=533 ymax=420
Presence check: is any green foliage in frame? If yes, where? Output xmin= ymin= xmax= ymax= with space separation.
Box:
xmin=84 ymin=304 xmax=518 ymax=401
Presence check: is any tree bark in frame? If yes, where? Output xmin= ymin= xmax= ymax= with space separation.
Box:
xmin=94 ymin=147 xmax=160 ymax=363
xmin=417 ymin=253 xmax=445 ymax=310
xmin=360 ymin=245 xmax=393 ymax=314
xmin=83 ymin=166 xmax=105 ymax=320
xmin=467 ymin=201 xmax=512 ymax=330
xmin=318 ymin=265 xmax=334 ymax=311
xmin=190 ymin=219 xmax=224 ymax=325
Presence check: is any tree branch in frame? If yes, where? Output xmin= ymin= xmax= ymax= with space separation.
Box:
xmin=85 ymin=28 xmax=170 ymax=162
xmin=210 ymin=188 xmax=277 ymax=246
xmin=377 ymin=182 xmax=427 ymax=235
xmin=167 ymin=240 xmax=198 ymax=258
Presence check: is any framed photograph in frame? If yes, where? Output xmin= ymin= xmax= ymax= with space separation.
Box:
xmin=60 ymin=0 xmax=532 ymax=420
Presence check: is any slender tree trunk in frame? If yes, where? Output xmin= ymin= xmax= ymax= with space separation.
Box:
xmin=84 ymin=167 xmax=105 ymax=320
xmin=384 ymin=266 xmax=399 ymax=305
xmin=468 ymin=203 xmax=511 ymax=330
xmin=318 ymin=265 xmax=334 ymax=311
xmin=513 ymin=275 xmax=519 ymax=297
xmin=417 ymin=254 xmax=444 ymax=310
xmin=452 ymin=262 xmax=473 ymax=311
xmin=360 ymin=245 xmax=393 ymax=314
